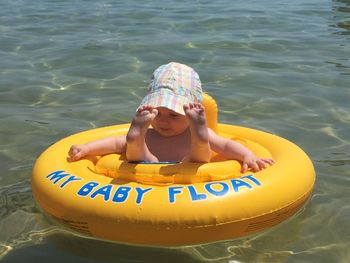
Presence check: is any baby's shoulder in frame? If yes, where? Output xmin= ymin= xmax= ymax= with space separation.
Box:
xmin=207 ymin=127 xmax=219 ymax=137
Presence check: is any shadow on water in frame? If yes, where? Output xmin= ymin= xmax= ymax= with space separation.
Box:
xmin=1 ymin=232 xmax=200 ymax=263
xmin=0 ymin=178 xmax=199 ymax=263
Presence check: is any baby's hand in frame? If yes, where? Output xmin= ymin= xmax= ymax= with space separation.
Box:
xmin=241 ymin=154 xmax=274 ymax=173
xmin=68 ymin=144 xmax=89 ymax=162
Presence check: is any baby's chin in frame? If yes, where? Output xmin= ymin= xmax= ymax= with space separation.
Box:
xmin=151 ymin=127 xmax=183 ymax=137
xmin=155 ymin=128 xmax=177 ymax=137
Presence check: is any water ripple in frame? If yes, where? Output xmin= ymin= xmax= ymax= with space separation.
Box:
xmin=1 ymin=0 xmax=350 ymax=262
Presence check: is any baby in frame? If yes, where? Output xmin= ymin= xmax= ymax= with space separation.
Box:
xmin=68 ymin=62 xmax=274 ymax=172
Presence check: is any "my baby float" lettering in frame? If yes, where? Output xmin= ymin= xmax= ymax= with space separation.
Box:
xmin=46 ymin=170 xmax=262 ymax=205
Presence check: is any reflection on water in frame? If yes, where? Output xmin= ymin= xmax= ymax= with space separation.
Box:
xmin=1 ymin=0 xmax=350 ymax=262
xmin=0 ymin=180 xmax=40 ymax=258
xmin=333 ymin=0 xmax=350 ymax=33
xmin=331 ymin=0 xmax=350 ymax=76
xmin=0 ymin=180 xmax=33 ymax=218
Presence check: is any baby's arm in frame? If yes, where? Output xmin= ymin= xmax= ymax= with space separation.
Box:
xmin=208 ymin=129 xmax=274 ymax=173
xmin=68 ymin=136 xmax=126 ymax=161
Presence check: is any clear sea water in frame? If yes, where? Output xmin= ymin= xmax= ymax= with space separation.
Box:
xmin=1 ymin=0 xmax=349 ymax=262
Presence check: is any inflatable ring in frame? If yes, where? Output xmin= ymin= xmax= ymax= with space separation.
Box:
xmin=32 ymin=94 xmax=316 ymax=246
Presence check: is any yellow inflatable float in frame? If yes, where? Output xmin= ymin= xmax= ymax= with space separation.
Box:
xmin=32 ymin=94 xmax=316 ymax=246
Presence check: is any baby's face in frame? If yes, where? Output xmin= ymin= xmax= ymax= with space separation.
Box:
xmin=151 ymin=107 xmax=188 ymax=137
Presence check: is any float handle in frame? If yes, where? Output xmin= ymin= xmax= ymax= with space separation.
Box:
xmin=202 ymin=93 xmax=218 ymax=133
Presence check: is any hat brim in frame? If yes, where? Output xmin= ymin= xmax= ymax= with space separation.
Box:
xmin=138 ymin=89 xmax=192 ymax=115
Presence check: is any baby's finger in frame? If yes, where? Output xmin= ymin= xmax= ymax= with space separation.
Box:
xmin=72 ymin=151 xmax=84 ymax=161
xmin=194 ymin=103 xmax=201 ymax=109
xmin=251 ymin=162 xmax=260 ymax=172
xmin=195 ymin=103 xmax=205 ymax=112
xmin=241 ymin=162 xmax=248 ymax=173
xmin=67 ymin=152 xmax=77 ymax=162
xmin=137 ymin=106 xmax=147 ymax=112
xmin=68 ymin=146 xmax=77 ymax=156
xmin=257 ymin=159 xmax=267 ymax=170
xmin=262 ymin=158 xmax=275 ymax=165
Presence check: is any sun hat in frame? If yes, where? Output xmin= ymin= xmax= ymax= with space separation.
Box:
xmin=138 ymin=62 xmax=203 ymax=115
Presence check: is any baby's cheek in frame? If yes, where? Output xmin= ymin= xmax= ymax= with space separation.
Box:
xmin=174 ymin=123 xmax=189 ymax=133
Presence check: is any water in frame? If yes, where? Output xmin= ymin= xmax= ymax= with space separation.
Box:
xmin=1 ymin=0 xmax=349 ymax=262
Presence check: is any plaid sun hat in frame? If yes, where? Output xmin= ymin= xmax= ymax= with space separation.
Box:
xmin=138 ymin=62 xmax=203 ymax=115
